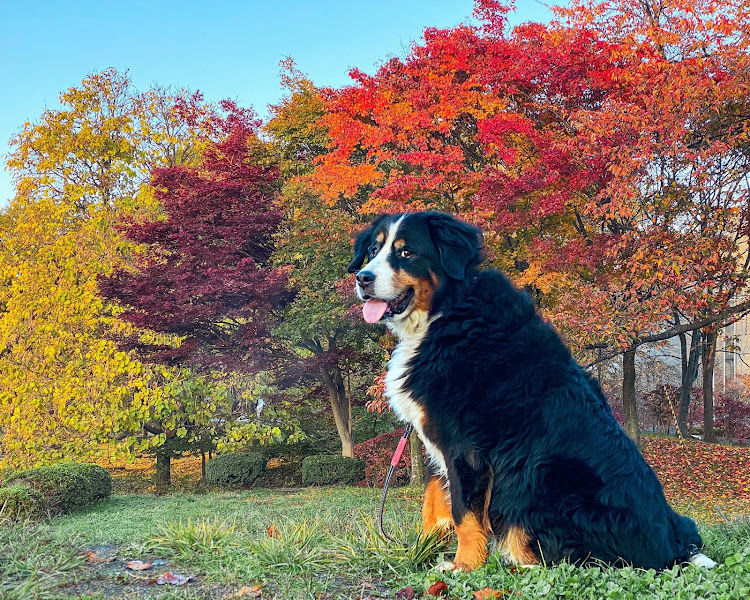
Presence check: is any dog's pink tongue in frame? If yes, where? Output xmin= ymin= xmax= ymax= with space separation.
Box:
xmin=363 ymin=299 xmax=388 ymax=323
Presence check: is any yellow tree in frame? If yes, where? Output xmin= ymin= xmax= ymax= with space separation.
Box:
xmin=0 ymin=69 xmax=229 ymax=471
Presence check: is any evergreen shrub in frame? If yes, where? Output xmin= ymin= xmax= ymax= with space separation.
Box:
xmin=301 ymin=455 xmax=366 ymax=486
xmin=205 ymin=452 xmax=266 ymax=489
xmin=0 ymin=484 xmax=47 ymax=521
xmin=4 ymin=462 xmax=111 ymax=514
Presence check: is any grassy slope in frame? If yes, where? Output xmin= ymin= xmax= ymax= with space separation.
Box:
xmin=1 ymin=486 xmax=750 ymax=600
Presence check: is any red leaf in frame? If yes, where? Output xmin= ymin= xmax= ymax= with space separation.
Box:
xmin=396 ymin=586 xmax=416 ymax=600
xmin=427 ymin=580 xmax=449 ymax=596
xmin=156 ymin=571 xmax=189 ymax=585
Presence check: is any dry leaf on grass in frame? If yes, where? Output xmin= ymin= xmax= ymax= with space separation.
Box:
xmin=84 ymin=550 xmax=114 ymax=564
xmin=396 ymin=586 xmax=415 ymax=599
xmin=125 ymin=560 xmax=154 ymax=571
xmin=156 ymin=571 xmax=190 ymax=585
xmin=226 ymin=585 xmax=262 ymax=598
xmin=474 ymin=588 xmax=509 ymax=599
xmin=426 ymin=580 xmax=448 ymax=596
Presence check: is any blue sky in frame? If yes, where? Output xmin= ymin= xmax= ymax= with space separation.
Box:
xmin=0 ymin=1 xmax=555 ymax=208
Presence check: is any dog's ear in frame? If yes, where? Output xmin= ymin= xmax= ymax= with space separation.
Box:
xmin=425 ymin=212 xmax=483 ymax=280
xmin=347 ymin=214 xmax=389 ymax=273
xmin=347 ymin=228 xmax=372 ymax=273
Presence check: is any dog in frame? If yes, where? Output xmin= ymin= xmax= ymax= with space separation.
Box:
xmin=348 ymin=211 xmax=715 ymax=571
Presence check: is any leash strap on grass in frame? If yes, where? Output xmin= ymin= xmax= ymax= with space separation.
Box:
xmin=378 ymin=423 xmax=414 ymax=545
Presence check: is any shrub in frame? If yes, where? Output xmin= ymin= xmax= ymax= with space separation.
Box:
xmin=0 ymin=484 xmax=47 ymax=521
xmin=351 ymin=406 xmax=399 ymax=445
xmin=301 ymin=455 xmax=365 ymax=486
xmin=354 ymin=428 xmax=412 ymax=488
xmin=205 ymin=452 xmax=266 ymax=489
xmin=3 ymin=463 xmax=111 ymax=515
xmin=715 ymin=393 xmax=750 ymax=441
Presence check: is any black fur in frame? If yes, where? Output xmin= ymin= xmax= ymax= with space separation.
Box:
xmin=350 ymin=211 xmax=703 ymax=569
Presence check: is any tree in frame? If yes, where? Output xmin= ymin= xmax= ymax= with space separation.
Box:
xmin=98 ymin=104 xmax=300 ymax=480
xmin=100 ymin=108 xmax=289 ymax=372
xmin=266 ymin=61 xmax=386 ymax=457
xmin=0 ymin=69 xmax=241 ymax=471
xmin=310 ymin=0 xmax=750 ymax=445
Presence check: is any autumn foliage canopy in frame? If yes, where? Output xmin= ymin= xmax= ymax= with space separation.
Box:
xmin=313 ymin=0 xmax=750 ymax=355
xmin=5 ymin=0 xmax=750 ymax=470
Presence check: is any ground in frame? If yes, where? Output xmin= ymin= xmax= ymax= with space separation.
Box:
xmin=2 ymin=437 xmax=750 ymax=599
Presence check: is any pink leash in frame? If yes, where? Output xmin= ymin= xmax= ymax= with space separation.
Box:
xmin=378 ymin=423 xmax=414 ymax=544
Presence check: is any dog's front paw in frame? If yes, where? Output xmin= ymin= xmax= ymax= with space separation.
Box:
xmin=434 ymin=560 xmax=455 ymax=572
xmin=689 ymin=553 xmax=717 ymax=568
xmin=434 ymin=560 xmax=480 ymax=572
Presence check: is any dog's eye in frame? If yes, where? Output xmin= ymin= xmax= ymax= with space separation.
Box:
xmin=368 ymin=244 xmax=379 ymax=259
xmin=399 ymin=249 xmax=414 ymax=259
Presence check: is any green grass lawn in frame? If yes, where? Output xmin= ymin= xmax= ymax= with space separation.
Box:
xmin=2 ymin=487 xmax=750 ymax=599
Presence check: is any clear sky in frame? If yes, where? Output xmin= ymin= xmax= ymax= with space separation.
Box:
xmin=0 ymin=0 xmax=555 ymax=208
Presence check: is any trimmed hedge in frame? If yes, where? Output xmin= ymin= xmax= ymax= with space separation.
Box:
xmin=0 ymin=484 xmax=47 ymax=521
xmin=4 ymin=462 xmax=111 ymax=515
xmin=206 ymin=452 xmax=266 ymax=489
xmin=301 ymin=455 xmax=366 ymax=486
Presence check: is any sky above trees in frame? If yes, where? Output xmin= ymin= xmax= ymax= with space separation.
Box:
xmin=0 ymin=0 xmax=554 ymax=207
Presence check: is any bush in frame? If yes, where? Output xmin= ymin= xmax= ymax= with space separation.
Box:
xmin=0 ymin=484 xmax=47 ymax=521
xmin=354 ymin=428 xmax=412 ymax=487
xmin=3 ymin=463 xmax=111 ymax=515
xmin=351 ymin=406 xmax=399 ymax=445
xmin=206 ymin=452 xmax=266 ymax=489
xmin=301 ymin=455 xmax=366 ymax=486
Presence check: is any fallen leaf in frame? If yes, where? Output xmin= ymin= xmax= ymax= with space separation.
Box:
xmin=474 ymin=588 xmax=508 ymax=599
xmin=226 ymin=585 xmax=262 ymax=598
xmin=267 ymin=524 xmax=279 ymax=538
xmin=426 ymin=580 xmax=448 ymax=596
xmin=84 ymin=550 xmax=114 ymax=564
xmin=156 ymin=571 xmax=189 ymax=585
xmin=126 ymin=560 xmax=154 ymax=571
xmin=396 ymin=586 xmax=416 ymax=600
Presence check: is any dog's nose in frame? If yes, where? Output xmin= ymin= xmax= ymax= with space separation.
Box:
xmin=357 ymin=271 xmax=375 ymax=286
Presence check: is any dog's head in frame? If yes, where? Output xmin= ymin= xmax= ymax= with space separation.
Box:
xmin=347 ymin=212 xmax=483 ymax=330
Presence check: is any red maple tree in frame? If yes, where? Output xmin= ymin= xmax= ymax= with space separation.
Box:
xmin=100 ymin=104 xmax=289 ymax=372
xmin=310 ymin=0 xmax=750 ymax=443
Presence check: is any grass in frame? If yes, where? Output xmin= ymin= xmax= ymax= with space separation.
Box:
xmin=1 ymin=486 xmax=750 ymax=599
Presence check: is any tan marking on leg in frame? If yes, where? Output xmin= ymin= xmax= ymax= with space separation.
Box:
xmin=453 ymin=512 xmax=489 ymax=571
xmin=422 ymin=476 xmax=453 ymax=536
xmin=501 ymin=525 xmax=538 ymax=566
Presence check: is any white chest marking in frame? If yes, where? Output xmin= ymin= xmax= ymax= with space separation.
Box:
xmin=385 ymin=312 xmax=447 ymax=480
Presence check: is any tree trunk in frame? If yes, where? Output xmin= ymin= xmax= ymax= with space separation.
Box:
xmin=200 ymin=451 xmax=207 ymax=491
xmin=622 ymin=348 xmax=640 ymax=447
xmin=155 ymin=451 xmax=171 ymax=495
xmin=320 ymin=366 xmax=354 ymax=457
xmin=409 ymin=431 xmax=424 ymax=485
xmin=678 ymin=329 xmax=702 ymax=438
xmin=702 ymin=329 xmax=718 ymax=443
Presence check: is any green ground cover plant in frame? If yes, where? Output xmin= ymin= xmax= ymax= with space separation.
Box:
xmin=0 ymin=487 xmax=748 ymax=599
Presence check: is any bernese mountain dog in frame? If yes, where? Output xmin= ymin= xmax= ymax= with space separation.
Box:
xmin=347 ymin=211 xmax=715 ymax=571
